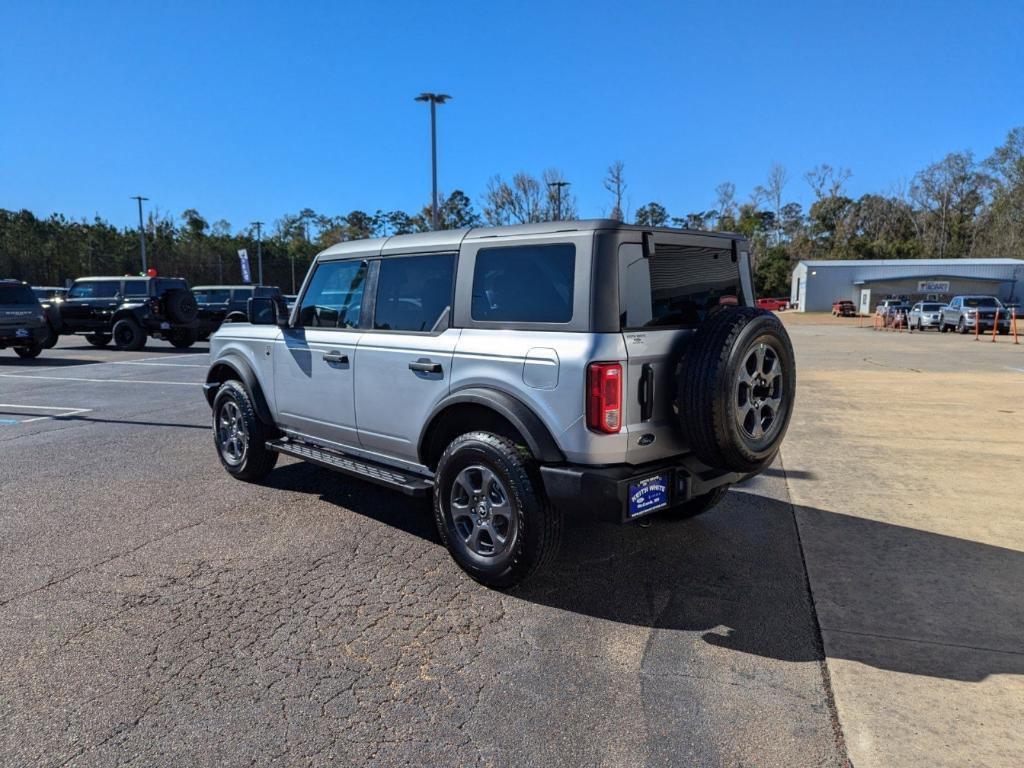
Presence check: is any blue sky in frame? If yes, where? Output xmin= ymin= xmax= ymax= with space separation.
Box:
xmin=2 ymin=0 xmax=1022 ymax=231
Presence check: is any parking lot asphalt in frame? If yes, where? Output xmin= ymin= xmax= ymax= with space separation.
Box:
xmin=778 ymin=315 xmax=1024 ymax=768
xmin=0 ymin=336 xmax=845 ymax=767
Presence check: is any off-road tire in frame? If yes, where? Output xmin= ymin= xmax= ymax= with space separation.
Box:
xmin=163 ymin=289 xmax=199 ymax=324
xmin=14 ymin=344 xmax=42 ymax=359
xmin=434 ymin=432 xmax=561 ymax=589
xmin=85 ymin=333 xmax=112 ymax=347
xmin=212 ymin=380 xmax=278 ymax=482
xmin=112 ymin=318 xmax=147 ymax=351
xmin=169 ymin=327 xmax=198 ymax=349
xmin=677 ymin=307 xmax=796 ymax=474
xmin=663 ymin=485 xmax=730 ymax=519
xmin=40 ymin=325 xmax=58 ymax=349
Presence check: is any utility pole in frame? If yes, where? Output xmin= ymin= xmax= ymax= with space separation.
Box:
xmin=130 ymin=196 xmax=149 ymax=273
xmin=251 ymin=221 xmax=264 ymax=285
xmin=548 ymin=181 xmax=570 ymax=221
xmin=414 ymin=92 xmax=451 ymax=230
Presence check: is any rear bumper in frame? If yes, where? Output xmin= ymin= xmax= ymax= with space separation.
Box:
xmin=0 ymin=327 xmax=47 ymax=347
xmin=540 ymin=457 xmax=745 ymax=523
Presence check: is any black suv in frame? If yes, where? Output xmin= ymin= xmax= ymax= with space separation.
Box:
xmin=54 ymin=276 xmax=200 ymax=350
xmin=193 ymin=285 xmax=283 ymax=340
xmin=0 ymin=279 xmax=50 ymax=358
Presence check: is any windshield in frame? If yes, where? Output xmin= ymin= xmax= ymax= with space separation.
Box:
xmin=0 ymin=284 xmax=38 ymax=305
xmin=963 ymin=297 xmax=1001 ymax=308
xmin=922 ymin=303 xmax=944 ymax=311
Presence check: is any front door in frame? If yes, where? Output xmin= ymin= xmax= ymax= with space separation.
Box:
xmin=273 ymin=258 xmax=368 ymax=449
xmin=354 ymin=253 xmax=458 ymax=463
xmin=62 ymin=279 xmax=121 ymax=330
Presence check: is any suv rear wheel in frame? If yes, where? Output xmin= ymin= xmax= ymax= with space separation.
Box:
xmin=85 ymin=333 xmax=112 ymax=347
xmin=434 ymin=432 xmax=561 ymax=588
xmin=168 ymin=327 xmax=198 ymax=349
xmin=112 ymin=318 xmax=147 ymax=350
xmin=212 ymin=380 xmax=278 ymax=481
xmin=14 ymin=344 xmax=42 ymax=359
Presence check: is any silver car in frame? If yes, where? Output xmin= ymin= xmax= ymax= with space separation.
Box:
xmin=908 ymin=301 xmax=946 ymax=331
xmin=203 ymin=221 xmax=798 ymax=586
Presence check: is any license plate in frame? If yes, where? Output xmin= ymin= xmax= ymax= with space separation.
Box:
xmin=628 ymin=474 xmax=669 ymax=518
xmin=15 ymin=328 xmax=29 ymax=338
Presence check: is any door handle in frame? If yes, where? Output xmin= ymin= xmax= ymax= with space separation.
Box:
xmin=409 ymin=360 xmax=442 ymax=373
xmin=639 ymin=363 xmax=655 ymax=421
xmin=323 ymin=351 xmax=348 ymax=364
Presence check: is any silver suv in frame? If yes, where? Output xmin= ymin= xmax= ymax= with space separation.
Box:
xmin=204 ymin=221 xmax=796 ymax=586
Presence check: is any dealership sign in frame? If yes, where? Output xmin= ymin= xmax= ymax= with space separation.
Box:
xmin=918 ymin=280 xmax=950 ymax=292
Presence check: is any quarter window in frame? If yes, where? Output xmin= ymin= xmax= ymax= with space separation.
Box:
xmin=68 ymin=281 xmax=119 ymax=299
xmin=123 ymin=280 xmax=148 ymax=297
xmin=471 ymin=244 xmax=575 ymax=323
xmin=373 ymin=254 xmax=455 ymax=332
xmin=298 ymin=260 xmax=368 ymax=328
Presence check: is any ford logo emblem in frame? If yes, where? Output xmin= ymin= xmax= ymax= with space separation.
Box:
xmin=638 ymin=433 xmax=655 ymax=446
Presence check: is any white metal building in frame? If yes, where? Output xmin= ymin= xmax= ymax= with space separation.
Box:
xmin=789 ymin=258 xmax=1024 ymax=313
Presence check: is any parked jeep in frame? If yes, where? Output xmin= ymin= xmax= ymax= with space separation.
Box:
xmin=938 ymin=295 xmax=1011 ymax=334
xmin=204 ymin=221 xmax=796 ymax=587
xmin=54 ymin=276 xmax=199 ymax=350
xmin=0 ymin=279 xmax=50 ymax=358
xmin=194 ymin=285 xmax=283 ymax=340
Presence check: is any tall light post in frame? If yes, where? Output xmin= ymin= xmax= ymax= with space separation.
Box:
xmin=414 ymin=92 xmax=451 ymax=230
xmin=548 ymin=180 xmax=570 ymax=221
xmin=251 ymin=221 xmax=264 ymax=285
xmin=130 ymin=195 xmax=149 ymax=273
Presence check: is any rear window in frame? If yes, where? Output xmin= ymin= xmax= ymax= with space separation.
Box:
xmin=619 ymin=241 xmax=745 ymax=329
xmin=374 ymin=253 xmax=455 ymax=332
xmin=68 ymin=280 xmax=119 ymax=299
xmin=0 ymin=284 xmax=37 ymax=305
xmin=471 ymin=244 xmax=575 ymax=323
xmin=155 ymin=278 xmax=188 ymax=294
xmin=194 ymin=288 xmax=231 ymax=303
xmin=123 ymin=280 xmax=148 ymax=297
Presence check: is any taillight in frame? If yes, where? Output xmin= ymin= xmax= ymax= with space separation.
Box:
xmin=148 ymin=298 xmax=161 ymax=314
xmin=587 ymin=362 xmax=622 ymax=434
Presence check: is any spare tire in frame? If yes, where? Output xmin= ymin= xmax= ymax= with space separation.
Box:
xmin=163 ymin=289 xmax=198 ymax=323
xmin=676 ymin=307 xmax=795 ymax=473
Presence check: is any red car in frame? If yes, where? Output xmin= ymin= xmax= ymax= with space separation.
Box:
xmin=756 ymin=297 xmax=788 ymax=311
xmin=832 ymin=299 xmax=857 ymax=316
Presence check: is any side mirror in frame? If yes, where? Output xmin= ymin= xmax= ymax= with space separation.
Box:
xmin=248 ymin=297 xmax=287 ymax=327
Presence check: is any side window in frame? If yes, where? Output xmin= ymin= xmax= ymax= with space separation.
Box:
xmin=374 ymin=253 xmax=455 ymax=332
xmin=471 ymin=244 xmax=575 ymax=323
xmin=69 ymin=281 xmax=119 ymax=299
xmin=123 ymin=280 xmax=148 ymax=297
xmin=618 ymin=241 xmax=744 ymax=329
xmin=232 ymin=288 xmax=253 ymax=302
xmin=298 ymin=260 xmax=367 ymax=328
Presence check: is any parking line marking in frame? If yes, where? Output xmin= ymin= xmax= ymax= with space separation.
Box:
xmin=104 ymin=361 xmax=208 ymax=368
xmin=0 ymin=373 xmax=201 ymax=387
xmin=0 ymin=403 xmax=94 ymax=424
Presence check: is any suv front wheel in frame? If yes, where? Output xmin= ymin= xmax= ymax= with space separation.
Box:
xmin=212 ymin=380 xmax=278 ymax=481
xmin=433 ymin=432 xmax=561 ymax=588
xmin=112 ymin=318 xmax=147 ymax=350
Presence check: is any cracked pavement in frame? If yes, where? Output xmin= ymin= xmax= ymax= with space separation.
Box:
xmin=1 ymin=339 xmax=844 ymax=767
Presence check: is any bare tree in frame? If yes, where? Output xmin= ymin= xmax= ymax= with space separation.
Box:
xmin=604 ymin=161 xmax=627 ymax=221
xmin=714 ymin=181 xmax=737 ymax=225
xmin=804 ymin=164 xmax=852 ymax=201
xmin=542 ymin=168 xmax=578 ymax=221
xmin=483 ymin=172 xmax=545 ymax=225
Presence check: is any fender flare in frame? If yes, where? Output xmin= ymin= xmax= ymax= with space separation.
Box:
xmin=418 ymin=387 xmax=565 ymax=465
xmin=205 ymin=354 xmax=274 ymax=426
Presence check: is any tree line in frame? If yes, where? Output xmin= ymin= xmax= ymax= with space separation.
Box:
xmin=1 ymin=126 xmax=1020 ymax=296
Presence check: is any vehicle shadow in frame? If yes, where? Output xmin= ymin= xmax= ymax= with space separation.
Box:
xmin=0 ymin=356 xmax=101 ymax=367
xmin=54 ymin=343 xmax=210 ymax=354
xmin=262 ymin=463 xmax=1024 ymax=682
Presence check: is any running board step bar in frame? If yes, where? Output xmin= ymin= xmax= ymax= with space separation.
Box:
xmin=266 ymin=439 xmax=433 ymax=497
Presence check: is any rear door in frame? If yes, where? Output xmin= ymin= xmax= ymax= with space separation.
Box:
xmin=353 ymin=252 xmax=458 ymax=462
xmin=617 ymin=234 xmax=751 ymax=466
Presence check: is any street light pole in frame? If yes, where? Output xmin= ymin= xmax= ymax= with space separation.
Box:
xmin=130 ymin=196 xmax=149 ymax=273
xmin=548 ymin=181 xmax=570 ymax=221
xmin=251 ymin=221 xmax=264 ymax=285
xmin=414 ymin=92 xmax=451 ymax=230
